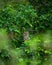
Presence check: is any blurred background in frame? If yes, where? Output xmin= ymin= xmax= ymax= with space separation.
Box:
xmin=0 ymin=0 xmax=52 ymax=65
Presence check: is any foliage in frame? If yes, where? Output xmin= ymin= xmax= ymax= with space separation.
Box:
xmin=0 ymin=0 xmax=52 ymax=65
xmin=0 ymin=4 xmax=38 ymax=48
xmin=28 ymin=0 xmax=52 ymax=31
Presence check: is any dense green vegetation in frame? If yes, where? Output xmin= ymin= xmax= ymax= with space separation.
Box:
xmin=0 ymin=0 xmax=52 ymax=65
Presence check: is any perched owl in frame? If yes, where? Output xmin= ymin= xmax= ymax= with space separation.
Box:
xmin=23 ymin=31 xmax=30 ymax=41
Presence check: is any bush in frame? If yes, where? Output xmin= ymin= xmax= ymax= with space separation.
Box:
xmin=0 ymin=2 xmax=52 ymax=65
